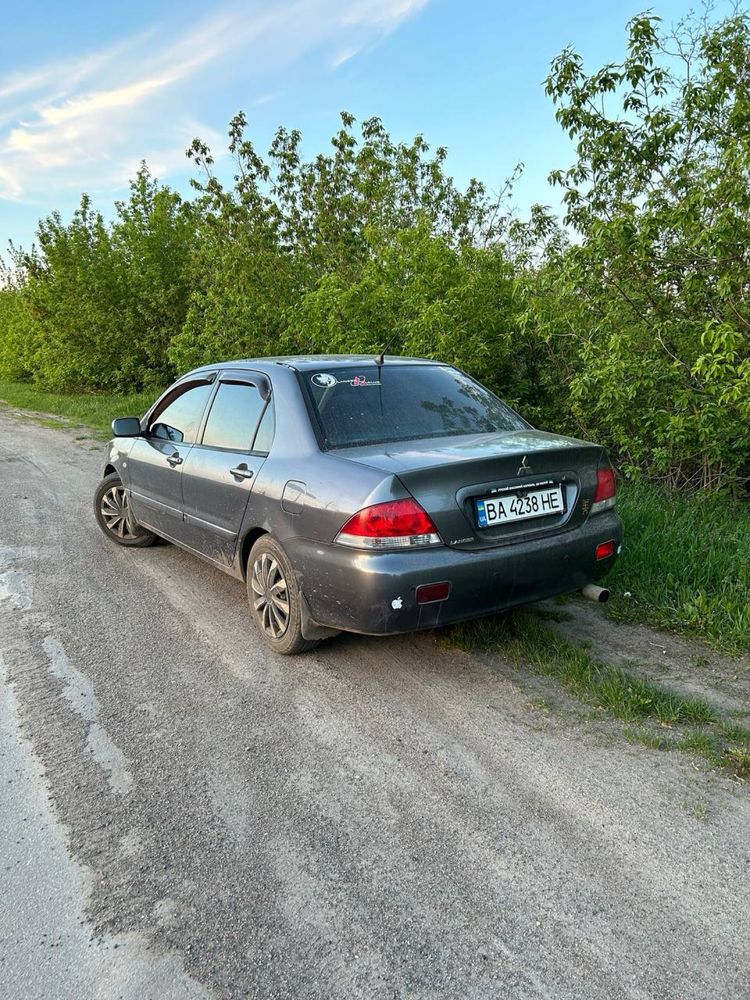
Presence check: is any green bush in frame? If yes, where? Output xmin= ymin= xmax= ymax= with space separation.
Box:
xmin=608 ymin=482 xmax=750 ymax=653
xmin=533 ymin=11 xmax=750 ymax=489
xmin=2 ymin=167 xmax=193 ymax=393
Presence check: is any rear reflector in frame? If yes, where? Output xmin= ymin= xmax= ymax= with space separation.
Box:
xmin=595 ymin=540 xmax=616 ymax=560
xmin=416 ymin=581 xmax=451 ymax=604
xmin=592 ymin=466 xmax=617 ymax=513
xmin=336 ymin=498 xmax=442 ymax=550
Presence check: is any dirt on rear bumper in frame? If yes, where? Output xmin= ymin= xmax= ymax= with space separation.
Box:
xmin=287 ymin=511 xmax=623 ymax=635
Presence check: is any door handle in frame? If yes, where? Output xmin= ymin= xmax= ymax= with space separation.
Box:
xmin=167 ymin=453 xmax=183 ymax=467
xmin=230 ymin=465 xmax=254 ymax=481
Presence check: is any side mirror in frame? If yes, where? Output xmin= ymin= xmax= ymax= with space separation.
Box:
xmin=112 ymin=416 xmax=142 ymax=438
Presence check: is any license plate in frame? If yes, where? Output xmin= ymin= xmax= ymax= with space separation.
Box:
xmin=475 ymin=485 xmax=564 ymax=528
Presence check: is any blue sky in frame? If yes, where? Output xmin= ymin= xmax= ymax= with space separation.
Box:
xmin=0 ymin=0 xmax=722 ymax=253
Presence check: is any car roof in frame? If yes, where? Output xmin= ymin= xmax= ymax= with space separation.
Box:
xmin=189 ymin=354 xmax=444 ymax=375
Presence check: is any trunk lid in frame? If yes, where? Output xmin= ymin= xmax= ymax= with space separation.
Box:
xmin=334 ymin=430 xmax=605 ymax=550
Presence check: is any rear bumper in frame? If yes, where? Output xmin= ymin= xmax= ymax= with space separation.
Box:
xmin=286 ymin=511 xmax=623 ymax=635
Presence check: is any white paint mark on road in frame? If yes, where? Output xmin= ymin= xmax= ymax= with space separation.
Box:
xmin=86 ymin=725 xmax=134 ymax=795
xmin=0 ymin=545 xmax=34 ymax=610
xmin=0 ymin=545 xmax=134 ymax=795
xmin=0 ymin=654 xmax=209 ymax=1000
xmin=43 ymin=636 xmax=134 ymax=795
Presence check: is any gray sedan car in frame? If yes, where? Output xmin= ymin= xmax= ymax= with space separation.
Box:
xmin=95 ymin=356 xmax=622 ymax=653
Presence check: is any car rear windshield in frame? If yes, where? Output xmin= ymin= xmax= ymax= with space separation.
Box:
xmin=302 ymin=364 xmax=529 ymax=448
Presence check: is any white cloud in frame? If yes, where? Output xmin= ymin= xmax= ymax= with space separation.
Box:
xmin=253 ymin=92 xmax=284 ymax=107
xmin=331 ymin=47 xmax=362 ymax=69
xmin=0 ymin=33 xmax=147 ymax=103
xmin=0 ymin=0 xmax=431 ymax=207
xmin=342 ymin=0 xmax=429 ymax=32
xmin=0 ymin=162 xmax=22 ymax=200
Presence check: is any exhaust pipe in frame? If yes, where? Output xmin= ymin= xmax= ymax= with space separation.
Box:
xmin=581 ymin=583 xmax=610 ymax=603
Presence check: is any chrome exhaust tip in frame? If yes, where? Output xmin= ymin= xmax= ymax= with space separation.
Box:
xmin=581 ymin=583 xmax=610 ymax=603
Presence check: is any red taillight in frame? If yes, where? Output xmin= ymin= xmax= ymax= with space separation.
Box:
xmin=593 ymin=467 xmax=616 ymax=503
xmin=416 ymin=581 xmax=451 ymax=604
xmin=336 ymin=499 xmax=441 ymax=550
xmin=595 ymin=540 xmax=616 ymax=560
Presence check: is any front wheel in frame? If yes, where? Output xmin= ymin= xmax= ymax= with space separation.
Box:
xmin=94 ymin=472 xmax=157 ymax=547
xmin=247 ymin=536 xmax=318 ymax=655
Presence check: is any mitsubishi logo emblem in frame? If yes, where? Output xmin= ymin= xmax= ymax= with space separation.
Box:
xmin=517 ymin=455 xmax=532 ymax=476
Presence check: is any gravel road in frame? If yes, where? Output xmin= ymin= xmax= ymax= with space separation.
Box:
xmin=1 ymin=409 xmax=748 ymax=999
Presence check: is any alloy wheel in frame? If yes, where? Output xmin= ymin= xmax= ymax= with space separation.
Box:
xmin=250 ymin=553 xmax=290 ymax=639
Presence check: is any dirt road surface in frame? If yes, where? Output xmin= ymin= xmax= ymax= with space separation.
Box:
xmin=1 ymin=410 xmax=748 ymax=999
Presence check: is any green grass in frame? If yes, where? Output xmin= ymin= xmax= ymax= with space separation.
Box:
xmin=447 ymin=612 xmax=717 ymax=724
xmin=444 ymin=610 xmax=750 ymax=779
xmin=622 ymin=727 xmax=671 ymax=750
xmin=608 ymin=481 xmax=750 ymax=654
xmin=0 ymin=379 xmax=157 ymax=439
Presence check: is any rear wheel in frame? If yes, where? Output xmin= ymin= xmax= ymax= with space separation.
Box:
xmin=247 ymin=536 xmax=318 ymax=655
xmin=94 ymin=472 xmax=157 ymax=547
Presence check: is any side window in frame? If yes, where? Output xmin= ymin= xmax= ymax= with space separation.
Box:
xmin=149 ymin=382 xmax=213 ymax=445
xmin=252 ymin=401 xmax=275 ymax=453
xmin=201 ymin=382 xmax=266 ymax=451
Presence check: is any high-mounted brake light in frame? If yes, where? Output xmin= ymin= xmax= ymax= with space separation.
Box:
xmin=591 ymin=466 xmax=617 ymax=514
xmin=335 ymin=499 xmax=442 ymax=550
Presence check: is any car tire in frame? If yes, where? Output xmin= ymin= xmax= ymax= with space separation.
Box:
xmin=94 ymin=472 xmax=158 ymax=547
xmin=247 ymin=535 xmax=319 ymax=655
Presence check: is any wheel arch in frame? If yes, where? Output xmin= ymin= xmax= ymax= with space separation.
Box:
xmin=103 ymin=463 xmax=117 ymax=477
xmin=239 ymin=527 xmax=268 ymax=579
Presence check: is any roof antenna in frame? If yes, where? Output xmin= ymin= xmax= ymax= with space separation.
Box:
xmin=375 ymin=331 xmax=400 ymax=366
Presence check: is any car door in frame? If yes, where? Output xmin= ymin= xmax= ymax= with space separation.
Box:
xmin=127 ymin=377 xmax=216 ymax=539
xmin=179 ymin=372 xmax=275 ymax=566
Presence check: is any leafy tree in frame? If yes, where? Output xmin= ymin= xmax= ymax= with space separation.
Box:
xmin=0 ymin=261 xmax=34 ymax=381
xmin=542 ymin=10 xmax=750 ymax=488
xmin=4 ymin=166 xmax=193 ymax=391
xmin=15 ymin=195 xmax=126 ymax=390
xmin=286 ymin=220 xmax=527 ymax=402
xmin=169 ymin=112 xmax=514 ymax=373
xmin=112 ymin=165 xmax=195 ymax=388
